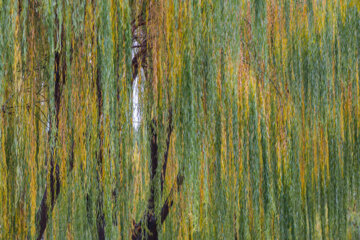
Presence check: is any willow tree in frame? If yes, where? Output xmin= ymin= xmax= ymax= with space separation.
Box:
xmin=1 ymin=0 xmax=360 ymax=240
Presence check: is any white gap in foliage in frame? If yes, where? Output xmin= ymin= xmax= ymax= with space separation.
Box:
xmin=132 ymin=40 xmax=143 ymax=130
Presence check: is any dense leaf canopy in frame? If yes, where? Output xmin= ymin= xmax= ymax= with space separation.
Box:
xmin=0 ymin=0 xmax=359 ymax=239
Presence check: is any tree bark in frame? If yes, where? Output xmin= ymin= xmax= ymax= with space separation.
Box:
xmin=95 ymin=55 xmax=105 ymax=240
xmin=35 ymin=48 xmax=65 ymax=240
xmin=35 ymin=5 xmax=67 ymax=238
xmin=131 ymin=172 xmax=184 ymax=240
xmin=131 ymin=112 xmax=183 ymax=240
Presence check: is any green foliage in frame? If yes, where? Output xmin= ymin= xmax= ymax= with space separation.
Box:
xmin=0 ymin=0 xmax=359 ymax=239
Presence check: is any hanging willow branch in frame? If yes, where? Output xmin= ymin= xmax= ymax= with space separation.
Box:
xmin=2 ymin=1 xmax=360 ymax=239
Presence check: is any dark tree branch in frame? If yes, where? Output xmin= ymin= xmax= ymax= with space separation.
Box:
xmin=130 ymin=5 xmax=182 ymax=239
xmin=132 ymin=47 xmax=147 ymax=81
xmin=35 ymin=5 xmax=67 ymax=238
xmin=131 ymin=172 xmax=184 ymax=240
xmin=131 ymin=9 xmax=148 ymax=82
xmin=35 ymin=157 xmax=60 ymax=240
xmin=148 ymin=107 xmax=173 ymax=209
xmin=132 ymin=18 xmax=146 ymax=35
xmin=95 ymin=53 xmax=105 ymax=240
xmin=160 ymin=173 xmax=184 ymax=224
xmin=161 ymin=109 xmax=173 ymax=193
xmin=148 ymin=119 xmax=158 ymax=211
xmin=131 ymin=44 xmax=147 ymax=49
xmin=132 ymin=107 xmax=175 ymax=240
xmin=35 ymin=46 xmax=65 ymax=240
xmin=131 ymin=12 xmax=145 ymax=31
